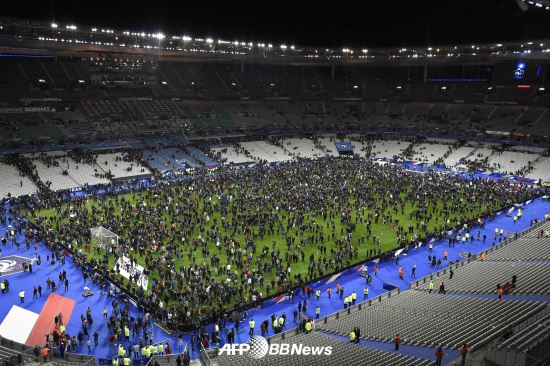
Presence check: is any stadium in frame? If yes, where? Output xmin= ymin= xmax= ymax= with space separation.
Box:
xmin=0 ymin=1 xmax=550 ymax=365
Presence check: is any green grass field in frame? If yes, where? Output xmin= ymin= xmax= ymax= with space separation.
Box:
xmin=27 ymin=181 xmax=489 ymax=308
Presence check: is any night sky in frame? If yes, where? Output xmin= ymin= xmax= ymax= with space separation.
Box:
xmin=2 ymin=0 xmax=550 ymax=48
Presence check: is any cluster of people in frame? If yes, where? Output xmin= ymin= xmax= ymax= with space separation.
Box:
xmin=497 ymin=275 xmax=517 ymax=299
xmin=11 ymin=156 xmax=537 ymax=331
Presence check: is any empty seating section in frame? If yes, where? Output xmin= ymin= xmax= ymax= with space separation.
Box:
xmin=466 ymin=147 xmax=494 ymax=163
xmin=32 ymin=159 xmax=78 ymax=190
xmin=0 ymin=345 xmax=22 ymax=366
xmin=239 ymin=141 xmax=294 ymax=163
xmin=212 ymin=332 xmax=432 ymax=366
xmin=443 ymin=147 xmax=476 ymax=167
xmin=63 ymin=160 xmax=111 ymax=187
xmin=496 ymin=310 xmax=550 ymax=352
xmin=81 ymin=100 xmax=131 ymax=120
xmin=416 ymin=261 xmax=550 ymax=295
xmin=0 ymin=162 xmax=38 ymax=199
xmin=94 ymin=153 xmax=152 ymax=178
xmin=486 ymin=238 xmax=550 ymax=261
xmin=411 ymin=143 xmax=450 ymax=164
xmin=487 ymin=151 xmax=537 ymax=175
xmin=318 ymin=291 xmax=544 ymax=350
xmin=33 ymin=157 xmax=109 ymax=190
xmin=142 ymin=148 xmax=196 ymax=171
xmin=142 ymin=150 xmax=172 ymax=172
xmin=489 ymin=106 xmax=524 ymax=131
xmin=210 ymin=146 xmax=256 ymax=165
xmin=371 ymin=140 xmax=410 ymax=159
xmin=282 ymin=138 xmax=327 ymax=159
xmin=526 ymin=157 xmax=550 ymax=182
xmin=316 ymin=137 xmax=340 ymax=156
xmin=161 ymin=148 xmax=199 ymax=168
xmin=186 ymin=146 xmax=218 ymax=167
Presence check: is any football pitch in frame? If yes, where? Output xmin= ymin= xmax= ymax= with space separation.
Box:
xmin=26 ymin=177 xmax=492 ymax=309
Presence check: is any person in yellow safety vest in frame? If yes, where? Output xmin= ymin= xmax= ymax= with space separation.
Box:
xmin=19 ymin=290 xmax=25 ymax=303
xmin=305 ymin=321 xmax=312 ymax=333
xmin=279 ymin=316 xmax=285 ymax=329
xmin=429 ymin=281 xmax=434 ymax=294
xmin=215 ymin=324 xmax=219 ymax=333
xmin=158 ymin=343 xmax=164 ymax=355
xmin=153 ymin=344 xmax=159 ymax=355
xmin=315 ymin=289 xmax=320 ymax=300
xmin=272 ymin=317 xmax=278 ymax=329
xmin=364 ymin=287 xmax=369 ymax=299
xmin=249 ymin=319 xmax=255 ymax=335
xmin=141 ymin=345 xmax=149 ymax=358
xmin=349 ymin=331 xmax=356 ymax=343
xmin=112 ymin=358 xmax=119 ymax=366
xmin=118 ymin=345 xmax=125 ymax=357
xmin=124 ymin=326 xmax=130 ymax=341
xmin=315 ymin=306 xmax=320 ymax=319
xmin=343 ymin=296 xmax=349 ymax=309
xmin=0 ymin=282 xmax=5 ymax=293
xmin=60 ymin=324 xmax=65 ymax=333
xmin=518 ymin=209 xmax=522 ymax=218
xmin=123 ymin=357 xmax=130 ymax=366
xmin=351 ymin=291 xmax=357 ymax=305
xmin=500 ymin=229 xmax=504 ymax=236
xmin=465 ymin=232 xmax=470 ymax=239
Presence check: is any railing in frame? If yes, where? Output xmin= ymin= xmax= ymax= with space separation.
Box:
xmin=257 ymin=286 xmax=402 ymax=345
xmin=485 ymin=342 xmax=550 ymax=366
xmin=147 ymin=347 xmax=189 ymax=366
xmin=0 ymin=337 xmax=35 ymax=365
xmin=199 ymin=342 xmax=215 ymax=366
xmin=448 ymin=359 xmax=487 ymax=366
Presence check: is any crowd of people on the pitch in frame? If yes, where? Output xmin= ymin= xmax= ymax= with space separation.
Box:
xmin=8 ymin=157 xmax=539 ymax=331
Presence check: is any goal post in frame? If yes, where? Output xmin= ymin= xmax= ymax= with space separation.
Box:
xmin=90 ymin=226 xmax=118 ymax=251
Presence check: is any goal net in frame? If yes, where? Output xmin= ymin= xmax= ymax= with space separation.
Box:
xmin=90 ymin=226 xmax=118 ymax=251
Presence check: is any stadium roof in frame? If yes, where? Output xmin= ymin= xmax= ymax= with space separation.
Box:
xmin=1 ymin=16 xmax=550 ymax=65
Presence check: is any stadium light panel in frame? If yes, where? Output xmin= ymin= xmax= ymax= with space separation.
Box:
xmin=51 ymin=23 xmax=58 ymax=28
